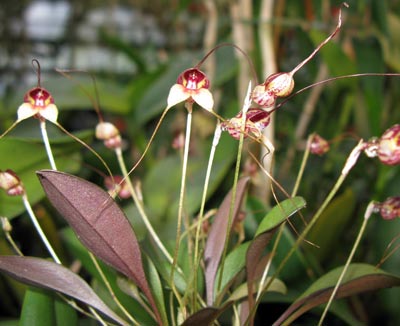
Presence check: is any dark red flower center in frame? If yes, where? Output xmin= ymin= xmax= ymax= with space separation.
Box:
xmin=177 ymin=68 xmax=209 ymax=90
xmin=24 ymin=87 xmax=54 ymax=108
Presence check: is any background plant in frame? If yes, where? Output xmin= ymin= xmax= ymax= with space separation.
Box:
xmin=1 ymin=1 xmax=400 ymax=325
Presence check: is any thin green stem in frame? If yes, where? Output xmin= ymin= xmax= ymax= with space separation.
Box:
xmin=318 ymin=201 xmax=375 ymax=326
xmin=115 ymin=147 xmax=173 ymax=265
xmin=88 ymin=252 xmax=138 ymax=325
xmin=22 ymin=193 xmax=61 ymax=264
xmin=170 ymin=104 xmax=193 ymax=304
xmin=291 ymin=135 xmax=312 ymax=197
xmin=192 ymin=123 xmax=221 ymax=303
xmin=262 ymin=140 xmax=364 ymax=325
xmin=1 ymin=217 xmax=24 ymax=256
xmin=217 ymin=82 xmax=252 ymax=292
xmin=40 ymin=120 xmax=57 ymax=170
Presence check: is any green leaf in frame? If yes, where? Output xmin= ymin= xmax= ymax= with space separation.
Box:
xmin=274 ymin=263 xmax=400 ymax=325
xmin=255 ymin=197 xmax=306 ymax=236
xmin=54 ymin=297 xmax=78 ymax=326
xmin=245 ymin=197 xmax=306 ymax=317
xmin=216 ymin=242 xmax=250 ymax=298
xmin=228 ymin=277 xmax=286 ymax=302
xmin=20 ymin=288 xmax=55 ymax=326
xmin=0 ymin=135 xmax=83 ymax=218
xmin=143 ymin=255 xmax=168 ymax=326
xmin=307 ymin=188 xmax=356 ymax=263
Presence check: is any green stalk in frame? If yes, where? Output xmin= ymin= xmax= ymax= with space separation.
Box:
xmin=217 ymin=82 xmax=252 ymax=292
xmin=22 ymin=193 xmax=61 ymax=264
xmin=170 ymin=103 xmax=193 ymax=305
xmin=115 ymin=147 xmax=173 ymax=265
xmin=192 ymin=122 xmax=222 ymax=307
xmin=318 ymin=201 xmax=375 ymax=325
xmin=259 ymin=140 xmax=365 ymax=326
xmin=40 ymin=120 xmax=57 ymax=170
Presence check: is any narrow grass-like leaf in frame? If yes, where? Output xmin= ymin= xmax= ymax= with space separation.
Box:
xmin=204 ymin=177 xmax=250 ymax=305
xmin=36 ymin=170 xmax=161 ymax=324
xmin=0 ymin=256 xmax=127 ymax=325
xmin=246 ymin=197 xmax=306 ymax=319
xmin=273 ymin=263 xmax=400 ymax=325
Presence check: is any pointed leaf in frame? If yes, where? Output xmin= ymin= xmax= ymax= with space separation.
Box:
xmin=246 ymin=197 xmax=306 ymax=314
xmin=181 ymin=305 xmax=232 ymax=326
xmin=20 ymin=288 xmax=55 ymax=326
xmin=204 ymin=177 xmax=250 ymax=305
xmin=228 ymin=277 xmax=286 ymax=302
xmin=0 ymin=256 xmax=127 ymax=325
xmin=36 ymin=170 xmax=161 ymax=324
xmin=273 ymin=263 xmax=400 ymax=325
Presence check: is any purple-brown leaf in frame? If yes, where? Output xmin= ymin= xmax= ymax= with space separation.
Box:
xmin=36 ymin=170 xmax=161 ymax=324
xmin=273 ymin=263 xmax=400 ymax=325
xmin=0 ymin=255 xmax=127 ymax=325
xmin=204 ymin=177 xmax=249 ymax=306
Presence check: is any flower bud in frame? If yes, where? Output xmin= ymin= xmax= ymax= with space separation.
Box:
xmin=221 ymin=108 xmax=271 ymax=140
xmin=0 ymin=170 xmax=25 ymax=196
xmin=264 ymin=72 xmax=295 ymax=97
xmin=309 ymin=134 xmax=330 ymax=155
xmin=95 ymin=122 xmax=122 ymax=149
xmin=379 ymin=196 xmax=400 ymax=220
xmin=377 ymin=124 xmax=400 ymax=165
xmin=251 ymin=85 xmax=276 ymax=108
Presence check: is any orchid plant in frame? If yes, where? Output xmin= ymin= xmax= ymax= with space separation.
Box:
xmin=1 ymin=2 xmax=400 ymax=326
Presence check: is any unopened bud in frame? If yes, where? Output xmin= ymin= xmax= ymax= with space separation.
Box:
xmin=309 ymin=134 xmax=330 ymax=156
xmin=379 ymin=196 xmax=400 ymax=220
xmin=264 ymin=72 xmax=295 ymax=97
xmin=0 ymin=170 xmax=24 ymax=196
xmin=377 ymin=124 xmax=400 ymax=166
xmin=251 ymin=85 xmax=276 ymax=108
xmin=95 ymin=122 xmax=122 ymax=149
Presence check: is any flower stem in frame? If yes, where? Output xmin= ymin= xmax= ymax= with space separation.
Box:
xmin=40 ymin=120 xmax=57 ymax=170
xmin=88 ymin=252 xmax=139 ymax=325
xmin=318 ymin=201 xmax=375 ymax=326
xmin=170 ymin=104 xmax=193 ymax=306
xmin=115 ymin=147 xmax=173 ymax=264
xmin=217 ymin=82 xmax=252 ymax=292
xmin=22 ymin=194 xmax=61 ymax=264
xmin=192 ymin=122 xmax=221 ymax=305
xmin=268 ymin=140 xmax=365 ymax=326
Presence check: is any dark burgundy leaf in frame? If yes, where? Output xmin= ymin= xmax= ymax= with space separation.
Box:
xmin=273 ymin=263 xmax=400 ymax=325
xmin=204 ymin=177 xmax=249 ymax=306
xmin=181 ymin=302 xmax=233 ymax=326
xmin=0 ymin=255 xmax=127 ymax=325
xmin=36 ymin=170 xmax=161 ymax=324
